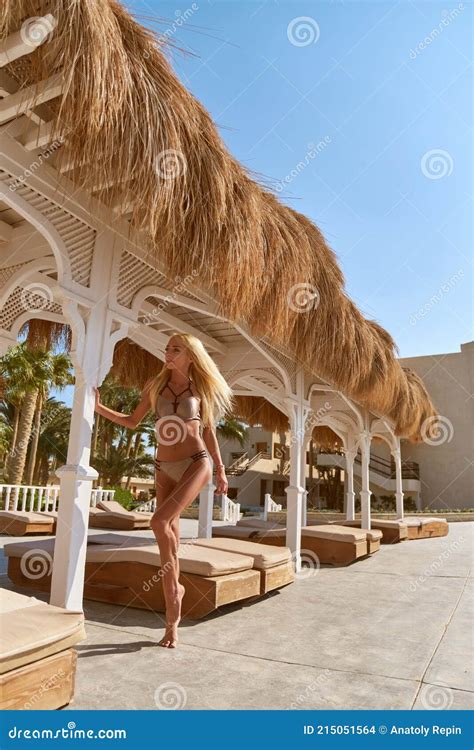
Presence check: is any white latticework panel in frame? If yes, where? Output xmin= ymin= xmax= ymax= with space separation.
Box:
xmin=0 ymin=286 xmax=62 ymax=331
xmin=259 ymin=337 xmax=298 ymax=391
xmin=0 ymin=261 xmax=30 ymax=288
xmin=117 ymin=249 xmax=208 ymax=309
xmin=152 ymin=303 xmax=242 ymax=345
xmin=259 ymin=367 xmax=285 ymax=389
xmin=0 ymin=171 xmax=96 ymax=287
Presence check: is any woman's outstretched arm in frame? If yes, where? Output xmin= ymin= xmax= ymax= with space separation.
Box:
xmin=94 ymin=380 xmax=153 ymax=430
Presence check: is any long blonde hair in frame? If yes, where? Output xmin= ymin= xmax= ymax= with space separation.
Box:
xmin=148 ymin=332 xmax=234 ymax=428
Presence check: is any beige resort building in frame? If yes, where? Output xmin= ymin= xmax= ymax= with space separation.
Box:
xmin=220 ymin=341 xmax=473 ymax=513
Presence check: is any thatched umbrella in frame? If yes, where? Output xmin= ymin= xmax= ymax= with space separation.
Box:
xmin=0 ymin=1 xmax=437 ymax=441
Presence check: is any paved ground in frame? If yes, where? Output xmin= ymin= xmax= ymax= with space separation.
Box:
xmin=1 ymin=521 xmax=472 ymax=710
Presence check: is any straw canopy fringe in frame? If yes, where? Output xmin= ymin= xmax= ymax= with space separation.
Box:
xmin=109 ymin=339 xmax=163 ymax=389
xmin=1 ymin=1 xmax=438 ymax=441
xmin=232 ymin=395 xmax=344 ymax=451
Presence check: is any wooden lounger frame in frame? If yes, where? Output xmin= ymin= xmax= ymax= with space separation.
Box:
xmin=406 ymin=520 xmax=449 ymax=540
xmin=88 ymin=513 xmax=151 ymax=531
xmin=0 ymin=516 xmax=55 ymax=537
xmin=0 ymin=648 xmax=77 ymax=710
xmin=338 ymin=520 xmax=406 ymax=545
xmin=214 ymin=528 xmax=370 ymax=566
xmin=7 ymin=556 xmax=293 ymax=620
xmin=257 ymin=533 xmax=368 ymax=566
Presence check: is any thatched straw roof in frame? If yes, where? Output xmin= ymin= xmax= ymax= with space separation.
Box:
xmin=109 ymin=339 xmax=163 ymax=389
xmin=0 ymin=1 xmax=437 ymax=441
xmin=232 ymin=396 xmax=344 ymax=451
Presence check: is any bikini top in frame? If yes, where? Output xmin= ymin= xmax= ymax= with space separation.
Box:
xmin=155 ymin=378 xmax=201 ymax=422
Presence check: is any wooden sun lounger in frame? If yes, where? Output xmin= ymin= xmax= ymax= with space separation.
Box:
xmin=402 ymin=516 xmax=449 ymax=539
xmin=214 ymin=520 xmax=379 ymax=565
xmin=0 ymin=510 xmax=56 ymax=537
xmin=4 ymin=534 xmax=294 ymax=620
xmin=190 ymin=536 xmax=294 ymax=595
xmin=88 ymin=500 xmax=152 ymax=530
xmin=327 ymin=519 xmax=409 ymax=544
xmin=236 ymin=517 xmax=382 ymax=556
xmin=0 ymin=588 xmax=86 ymax=710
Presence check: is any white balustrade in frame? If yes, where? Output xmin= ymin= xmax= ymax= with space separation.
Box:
xmin=0 ymin=484 xmax=114 ymax=512
xmin=220 ymin=494 xmax=241 ymax=524
xmin=90 ymin=487 xmax=115 ymax=507
xmin=262 ymin=492 xmax=282 ymax=520
xmin=135 ymin=498 xmax=157 ymax=512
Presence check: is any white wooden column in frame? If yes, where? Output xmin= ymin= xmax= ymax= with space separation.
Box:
xmin=392 ymin=438 xmax=404 ymax=519
xmin=285 ymin=373 xmax=310 ymax=573
xmin=198 ymin=458 xmax=215 ymax=538
xmin=300 ymin=431 xmax=311 ymax=528
xmin=344 ymin=444 xmax=356 ymax=521
xmin=359 ymin=431 xmax=372 ymax=530
xmin=49 ymin=237 xmax=129 ymax=611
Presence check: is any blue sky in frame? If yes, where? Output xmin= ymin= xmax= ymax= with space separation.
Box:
xmin=128 ymin=0 xmax=472 ymax=358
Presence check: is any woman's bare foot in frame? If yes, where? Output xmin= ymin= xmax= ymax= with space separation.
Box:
xmin=158 ymin=583 xmax=185 ymax=648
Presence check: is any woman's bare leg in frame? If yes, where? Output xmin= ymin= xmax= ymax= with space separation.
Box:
xmin=151 ymin=459 xmax=212 ymax=647
xmin=152 ymin=471 xmax=181 ymax=645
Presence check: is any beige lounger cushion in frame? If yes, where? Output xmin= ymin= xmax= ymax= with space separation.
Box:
xmin=365 ymin=519 xmax=408 ymax=529
xmin=0 ymin=511 xmax=53 ymax=524
xmin=87 ymin=532 xmax=154 ymax=546
xmin=0 ymin=588 xmax=85 ymax=674
xmin=4 ymin=537 xmax=56 ymax=558
xmin=237 ymin=518 xmax=283 ymax=529
xmin=216 ymin=523 xmax=367 ymax=543
xmin=213 ymin=525 xmax=268 ymax=539
xmin=85 ymin=543 xmax=254 ymax=577
xmin=5 ymin=535 xmax=255 ymax=578
xmin=402 ymin=516 xmax=447 ymax=526
xmin=192 ymin=537 xmax=291 ymax=570
xmin=365 ymin=529 xmax=383 ymax=542
xmin=96 ymin=500 xmax=152 ymax=520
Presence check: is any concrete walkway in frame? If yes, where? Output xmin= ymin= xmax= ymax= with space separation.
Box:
xmin=1 ymin=521 xmax=472 ymax=710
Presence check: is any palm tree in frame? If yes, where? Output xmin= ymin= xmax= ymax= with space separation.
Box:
xmin=35 ymin=397 xmax=71 ymax=484
xmin=25 ymin=352 xmax=71 ymax=485
xmin=216 ymin=416 xmax=248 ymax=447
xmin=93 ymin=445 xmax=154 ymax=487
xmin=0 ymin=343 xmax=72 ymax=484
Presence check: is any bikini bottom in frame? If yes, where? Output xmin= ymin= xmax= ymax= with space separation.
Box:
xmin=154 ymin=449 xmax=209 ymax=482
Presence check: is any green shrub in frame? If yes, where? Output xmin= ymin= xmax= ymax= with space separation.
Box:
xmin=108 ymin=486 xmax=135 ymax=510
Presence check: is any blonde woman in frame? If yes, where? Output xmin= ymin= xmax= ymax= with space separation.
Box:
xmin=94 ymin=333 xmax=233 ymax=648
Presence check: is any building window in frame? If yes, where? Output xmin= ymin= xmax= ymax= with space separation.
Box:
xmin=273 ymin=480 xmax=287 ymax=497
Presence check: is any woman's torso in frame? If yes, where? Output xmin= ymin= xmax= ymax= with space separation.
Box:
xmin=154 ymin=379 xmax=207 ymax=461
